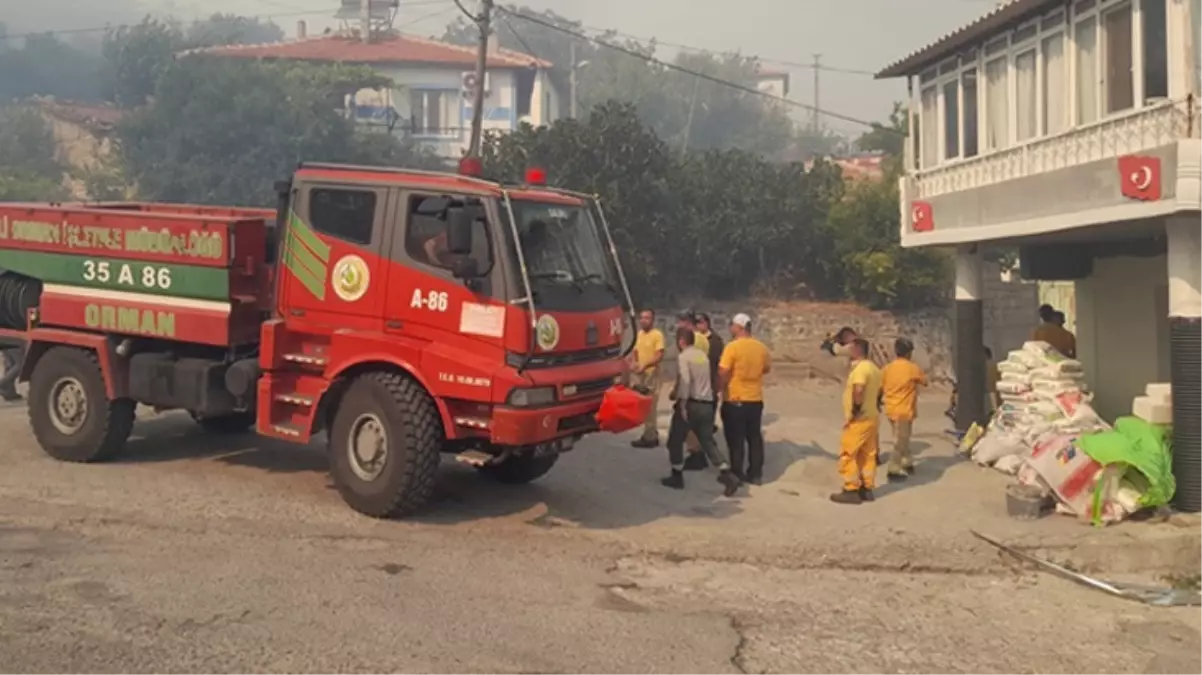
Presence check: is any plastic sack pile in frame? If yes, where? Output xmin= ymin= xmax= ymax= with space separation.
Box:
xmin=961 ymin=341 xmax=1175 ymax=526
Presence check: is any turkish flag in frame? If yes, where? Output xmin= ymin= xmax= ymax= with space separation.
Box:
xmin=911 ymin=200 xmax=934 ymax=232
xmin=1118 ymin=155 xmax=1161 ymax=201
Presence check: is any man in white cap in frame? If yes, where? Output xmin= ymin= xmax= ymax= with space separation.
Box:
xmin=718 ymin=312 xmax=771 ymax=484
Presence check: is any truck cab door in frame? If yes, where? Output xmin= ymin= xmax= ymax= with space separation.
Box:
xmin=382 ymin=190 xmax=507 ymax=400
xmin=278 ymin=182 xmax=390 ymax=331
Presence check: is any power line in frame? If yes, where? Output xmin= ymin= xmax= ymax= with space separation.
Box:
xmin=498 ymin=7 xmax=895 ymax=132
xmin=574 ymin=25 xmax=878 ymax=76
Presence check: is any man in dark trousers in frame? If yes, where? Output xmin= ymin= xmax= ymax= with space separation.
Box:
xmin=719 ymin=313 xmax=771 ymax=484
xmin=661 ymin=328 xmax=741 ymax=496
xmin=683 ymin=312 xmax=725 ymax=471
xmin=0 ymin=346 xmax=21 ymax=402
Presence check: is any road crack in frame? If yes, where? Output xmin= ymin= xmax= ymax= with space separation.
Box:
xmin=728 ymin=614 xmax=751 ymax=674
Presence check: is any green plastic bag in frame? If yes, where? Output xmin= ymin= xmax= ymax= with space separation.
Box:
xmin=1076 ymin=416 xmax=1175 ymax=508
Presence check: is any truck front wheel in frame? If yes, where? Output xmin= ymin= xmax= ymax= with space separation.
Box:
xmin=328 ymin=371 xmax=442 ymax=518
xmin=479 ymin=454 xmax=559 ymax=484
xmin=29 ymin=346 xmax=135 ymax=463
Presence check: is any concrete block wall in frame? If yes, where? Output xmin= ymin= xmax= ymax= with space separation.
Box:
xmin=652 ymin=263 xmax=1039 ymax=382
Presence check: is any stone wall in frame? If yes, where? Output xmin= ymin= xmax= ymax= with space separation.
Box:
xmin=652 ymin=263 xmax=1038 ymax=382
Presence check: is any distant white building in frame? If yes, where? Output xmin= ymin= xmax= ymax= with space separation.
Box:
xmin=187 ymin=25 xmax=562 ymax=160
xmin=753 ymin=68 xmax=790 ymax=100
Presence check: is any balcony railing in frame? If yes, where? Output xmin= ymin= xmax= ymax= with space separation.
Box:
xmin=912 ymin=96 xmax=1199 ymax=199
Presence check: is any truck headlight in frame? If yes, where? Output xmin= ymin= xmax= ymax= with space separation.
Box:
xmin=506 ymin=386 xmax=557 ymax=407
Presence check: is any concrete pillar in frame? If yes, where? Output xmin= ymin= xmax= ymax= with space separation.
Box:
xmin=954 ymin=245 xmax=986 ymax=431
xmin=1167 ymin=215 xmax=1201 ymax=512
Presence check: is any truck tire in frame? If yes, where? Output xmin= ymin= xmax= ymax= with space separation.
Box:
xmin=192 ymin=410 xmax=256 ymax=434
xmin=29 ymin=347 xmax=135 ymax=463
xmin=479 ymin=454 xmax=559 ymax=485
xmin=328 ymin=371 xmax=441 ymax=518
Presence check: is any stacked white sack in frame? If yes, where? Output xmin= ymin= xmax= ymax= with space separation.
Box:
xmin=972 ymin=341 xmax=1108 ymax=468
xmin=1132 ymin=382 xmax=1172 ymax=425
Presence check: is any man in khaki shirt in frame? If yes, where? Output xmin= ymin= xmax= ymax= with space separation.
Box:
xmin=630 ymin=309 xmax=665 ymax=448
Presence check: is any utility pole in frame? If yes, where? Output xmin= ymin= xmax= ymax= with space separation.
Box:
xmin=467 ymin=0 xmax=494 ymax=157
xmin=569 ymin=41 xmax=578 ymax=119
xmin=680 ymin=75 xmax=700 ymax=156
xmin=361 ymin=0 xmax=371 ymax=43
xmin=811 ymin=53 xmax=821 ymax=133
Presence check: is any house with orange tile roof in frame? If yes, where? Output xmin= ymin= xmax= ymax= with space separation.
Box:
xmin=183 ymin=21 xmax=561 ymax=160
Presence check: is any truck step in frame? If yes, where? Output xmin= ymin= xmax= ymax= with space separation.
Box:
xmin=274 ymin=392 xmax=314 ymax=406
xmin=281 ymin=353 xmax=328 ymax=367
xmin=454 ymin=449 xmax=495 ymax=467
xmin=271 ymin=423 xmax=303 ymax=438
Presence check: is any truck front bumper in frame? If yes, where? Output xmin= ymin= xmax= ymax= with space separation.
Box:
xmin=489 ymin=396 xmax=602 ymax=447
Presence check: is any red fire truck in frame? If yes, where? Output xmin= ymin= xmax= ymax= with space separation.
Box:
xmin=0 ymin=159 xmax=638 ymax=517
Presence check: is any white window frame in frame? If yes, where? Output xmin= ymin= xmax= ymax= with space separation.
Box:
xmin=1011 ymin=19 xmax=1041 ymax=143
xmin=1039 ymin=9 xmax=1069 ymax=136
xmin=917 ymin=66 xmax=940 ymax=170
xmin=909 ymin=0 xmax=1162 ymax=173
xmin=409 ymin=89 xmax=460 ymax=139
xmin=1100 ymin=0 xmax=1138 ymax=115
xmin=936 ymin=56 xmax=964 ymax=162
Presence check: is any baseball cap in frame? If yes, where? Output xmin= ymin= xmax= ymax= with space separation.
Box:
xmin=731 ymin=313 xmax=752 ymax=328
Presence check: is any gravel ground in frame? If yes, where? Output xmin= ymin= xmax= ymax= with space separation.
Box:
xmin=0 ymin=379 xmax=1197 ymax=673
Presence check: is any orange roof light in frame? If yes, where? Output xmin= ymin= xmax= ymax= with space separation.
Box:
xmin=459 ymin=156 xmax=483 ymax=177
xmin=525 ymin=167 xmax=546 ymax=186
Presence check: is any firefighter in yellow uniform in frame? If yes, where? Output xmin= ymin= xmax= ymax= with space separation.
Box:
xmin=831 ymin=338 xmax=883 ymax=505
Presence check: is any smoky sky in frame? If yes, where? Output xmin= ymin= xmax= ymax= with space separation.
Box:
xmin=16 ymin=0 xmax=998 ymax=135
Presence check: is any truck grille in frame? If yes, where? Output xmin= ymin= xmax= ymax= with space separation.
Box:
xmin=507 ymin=346 xmax=621 ymax=369
xmin=563 ymin=376 xmax=614 ymax=399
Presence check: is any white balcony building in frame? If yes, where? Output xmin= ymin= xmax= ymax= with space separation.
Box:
xmin=877 ymin=0 xmax=1202 ymax=511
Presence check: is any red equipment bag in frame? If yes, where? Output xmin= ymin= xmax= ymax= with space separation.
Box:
xmin=595 ymin=385 xmax=654 ymax=434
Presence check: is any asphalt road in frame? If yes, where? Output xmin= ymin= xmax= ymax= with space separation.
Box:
xmin=0 ymin=384 xmax=1198 ymax=673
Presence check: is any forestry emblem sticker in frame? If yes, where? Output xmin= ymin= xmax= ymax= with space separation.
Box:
xmin=332 ymin=254 xmax=370 ymax=302
xmin=536 ymin=314 xmax=560 ymax=351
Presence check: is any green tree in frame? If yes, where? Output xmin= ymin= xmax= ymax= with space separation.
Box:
xmin=479 ymin=102 xmax=842 ymax=302
xmin=480 ymin=102 xmax=675 ymax=298
xmin=855 ymin=101 xmax=907 ymax=177
xmin=445 ymin=8 xmax=794 ymax=156
xmin=0 ymin=33 xmax=100 ymax=101
xmin=100 ymin=17 xmax=185 ymax=106
xmin=0 ymin=104 xmax=68 ymax=200
xmin=115 ymin=57 xmax=439 ymax=206
xmin=825 ymin=176 xmax=950 ymax=309
xmin=100 ymin=14 xmax=287 ymax=108
xmin=185 ymin=13 xmax=284 ymax=47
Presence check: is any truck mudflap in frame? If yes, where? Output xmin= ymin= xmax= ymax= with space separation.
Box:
xmin=489 ymin=396 xmax=602 ymax=446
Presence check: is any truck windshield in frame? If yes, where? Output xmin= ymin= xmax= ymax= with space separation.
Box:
xmin=506 ymin=199 xmax=612 ymax=287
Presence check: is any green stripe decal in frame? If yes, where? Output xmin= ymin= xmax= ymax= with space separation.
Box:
xmin=285 ymin=231 xmax=327 ymax=282
xmin=0 ymin=249 xmax=229 ymax=300
xmin=281 ymin=212 xmax=330 ymax=300
xmin=289 ymin=212 xmax=330 ymax=263
xmin=283 ymin=244 xmax=326 ymax=300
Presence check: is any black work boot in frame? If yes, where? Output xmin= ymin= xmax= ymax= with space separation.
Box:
xmin=0 ymin=389 xmax=21 ymax=402
xmin=682 ymin=452 xmax=709 ymax=471
xmin=631 ymin=438 xmax=659 ymax=449
xmin=829 ymin=489 xmax=862 ymax=505
xmin=717 ymin=470 xmax=741 ymax=497
xmin=858 ymin=487 xmax=876 ymax=502
xmin=660 ymin=469 xmax=684 ymax=489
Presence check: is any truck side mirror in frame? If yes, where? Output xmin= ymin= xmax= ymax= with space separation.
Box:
xmin=450 ymin=256 xmax=481 ymax=279
xmin=447 ymin=209 xmax=473 ymax=255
